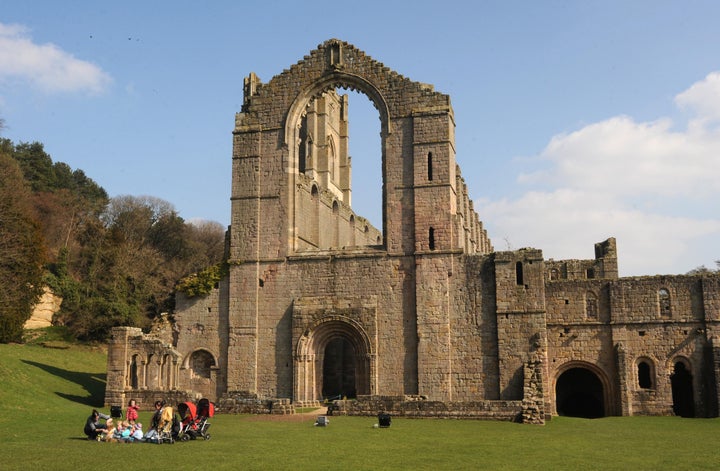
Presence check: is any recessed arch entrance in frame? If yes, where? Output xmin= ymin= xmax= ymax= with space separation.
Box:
xmin=670 ymin=358 xmax=695 ymax=418
xmin=554 ymin=362 xmax=611 ymax=418
xmin=294 ymin=316 xmax=374 ymax=404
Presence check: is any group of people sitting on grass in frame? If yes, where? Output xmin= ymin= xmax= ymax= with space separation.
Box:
xmin=84 ymin=399 xmax=172 ymax=442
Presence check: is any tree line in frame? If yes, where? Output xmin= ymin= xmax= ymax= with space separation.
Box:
xmin=0 ymin=137 xmax=225 ymax=343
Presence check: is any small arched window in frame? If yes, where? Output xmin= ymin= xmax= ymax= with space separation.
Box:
xmin=429 ymin=227 xmax=435 ymax=250
xmin=549 ymin=268 xmax=559 ymax=281
xmin=129 ymin=354 xmax=139 ymax=389
xmin=637 ymin=360 xmax=653 ymax=389
xmin=659 ymin=289 xmax=671 ymax=317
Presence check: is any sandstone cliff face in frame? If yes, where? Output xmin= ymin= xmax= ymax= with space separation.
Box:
xmin=24 ymin=287 xmax=62 ymax=329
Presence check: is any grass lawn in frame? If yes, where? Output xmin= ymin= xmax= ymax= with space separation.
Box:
xmin=2 ymin=333 xmax=719 ymax=470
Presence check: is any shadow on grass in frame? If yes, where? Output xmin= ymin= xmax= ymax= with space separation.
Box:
xmin=22 ymin=360 xmax=106 ymax=407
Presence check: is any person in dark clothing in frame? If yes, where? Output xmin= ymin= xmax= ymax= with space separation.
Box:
xmin=84 ymin=409 xmax=110 ymax=440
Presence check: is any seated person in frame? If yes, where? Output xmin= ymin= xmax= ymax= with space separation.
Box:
xmin=99 ymin=418 xmax=116 ymax=442
xmin=131 ymin=423 xmax=144 ymax=441
xmin=84 ymin=409 xmax=110 ymax=440
xmin=116 ymin=421 xmax=132 ymax=442
xmin=144 ymin=401 xmax=164 ymax=441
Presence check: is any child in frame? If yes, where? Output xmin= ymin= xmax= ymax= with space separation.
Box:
xmin=120 ymin=421 xmax=133 ymax=442
xmin=131 ymin=423 xmax=144 ymax=442
xmin=99 ymin=418 xmax=115 ymax=442
xmin=126 ymin=399 xmax=139 ymax=424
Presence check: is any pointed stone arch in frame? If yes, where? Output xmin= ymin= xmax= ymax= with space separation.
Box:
xmin=284 ymin=72 xmax=391 ymax=254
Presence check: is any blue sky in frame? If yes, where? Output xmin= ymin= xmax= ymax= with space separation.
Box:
xmin=1 ymin=1 xmax=719 ymax=276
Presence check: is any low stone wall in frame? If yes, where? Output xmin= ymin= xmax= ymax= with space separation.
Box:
xmin=217 ymin=391 xmax=296 ymax=415
xmin=328 ymin=396 xmax=525 ymax=422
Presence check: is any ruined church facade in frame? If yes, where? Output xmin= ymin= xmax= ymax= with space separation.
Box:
xmin=105 ymin=40 xmax=720 ymax=423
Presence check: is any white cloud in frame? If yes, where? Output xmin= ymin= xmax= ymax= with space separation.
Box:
xmin=675 ymin=72 xmax=720 ymax=124
xmin=0 ymin=22 xmax=111 ymax=94
xmin=478 ymin=74 xmax=720 ymax=276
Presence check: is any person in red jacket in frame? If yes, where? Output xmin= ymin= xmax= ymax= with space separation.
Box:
xmin=126 ymin=399 xmax=139 ymax=424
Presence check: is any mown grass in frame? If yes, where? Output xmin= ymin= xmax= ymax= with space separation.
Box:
xmin=3 ymin=334 xmax=720 ymax=470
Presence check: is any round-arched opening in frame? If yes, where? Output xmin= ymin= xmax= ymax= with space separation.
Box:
xmin=188 ymin=350 xmax=216 ymax=379
xmin=555 ymin=367 xmax=605 ymax=418
xmin=295 ymin=316 xmax=373 ymax=403
xmin=671 ymin=360 xmax=694 ymax=417
xmin=129 ymin=354 xmax=139 ymax=389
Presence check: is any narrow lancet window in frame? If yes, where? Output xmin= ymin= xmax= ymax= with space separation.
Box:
xmin=516 ymin=261 xmax=524 ymax=286
xmin=428 ymin=152 xmax=433 ymax=181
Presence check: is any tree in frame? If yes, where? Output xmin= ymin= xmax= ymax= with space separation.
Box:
xmin=0 ymin=151 xmax=45 ymax=342
xmin=686 ymin=260 xmax=720 ymax=275
xmin=60 ymin=195 xmax=226 ymax=340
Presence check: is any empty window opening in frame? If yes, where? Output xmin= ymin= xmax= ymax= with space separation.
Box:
xmin=586 ymin=268 xmax=595 ymax=279
xmin=344 ymin=89 xmax=382 ymax=231
xmin=659 ymin=289 xmax=671 ymax=317
xmin=637 ymin=361 xmax=652 ymax=389
xmin=516 ymin=262 xmax=524 ymax=286
xmin=299 ymin=125 xmax=308 ymax=173
xmin=549 ymin=268 xmax=559 ymax=281
xmin=429 ymin=227 xmax=436 ymax=250
xmin=427 ymin=152 xmax=433 ymax=181
xmin=295 ymin=88 xmax=382 ymax=252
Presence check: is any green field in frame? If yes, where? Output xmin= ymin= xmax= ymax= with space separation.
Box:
xmin=2 ymin=334 xmax=719 ymax=470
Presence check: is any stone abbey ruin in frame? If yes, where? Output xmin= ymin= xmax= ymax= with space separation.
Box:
xmin=106 ymin=39 xmax=720 ymax=423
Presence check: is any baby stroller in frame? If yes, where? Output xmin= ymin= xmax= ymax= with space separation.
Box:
xmin=177 ymin=401 xmax=199 ymax=440
xmin=179 ymin=398 xmax=214 ymax=441
xmin=153 ymin=405 xmax=177 ymax=444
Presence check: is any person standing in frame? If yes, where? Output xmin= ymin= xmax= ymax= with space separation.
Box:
xmin=126 ymin=399 xmax=139 ymax=424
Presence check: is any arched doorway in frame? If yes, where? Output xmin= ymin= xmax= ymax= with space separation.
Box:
xmin=183 ymin=349 xmax=218 ymax=401
xmin=322 ymin=337 xmax=357 ymax=399
xmin=294 ymin=315 xmax=374 ymax=404
xmin=555 ymin=367 xmax=605 ymax=418
xmin=671 ymin=360 xmax=694 ymax=417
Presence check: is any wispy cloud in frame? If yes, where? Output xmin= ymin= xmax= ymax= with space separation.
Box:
xmin=0 ymin=22 xmax=111 ymax=94
xmin=477 ymin=73 xmax=720 ymax=276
